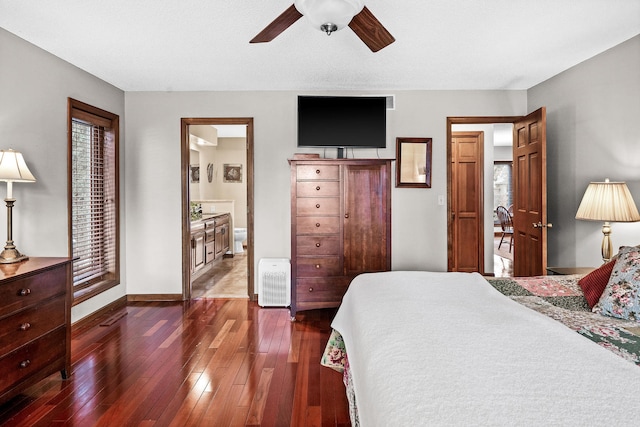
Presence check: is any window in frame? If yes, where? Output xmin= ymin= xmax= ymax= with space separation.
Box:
xmin=493 ymin=161 xmax=513 ymax=224
xmin=68 ymin=98 xmax=119 ymax=304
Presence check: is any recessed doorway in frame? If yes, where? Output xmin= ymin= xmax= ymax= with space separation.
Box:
xmin=181 ymin=118 xmax=255 ymax=300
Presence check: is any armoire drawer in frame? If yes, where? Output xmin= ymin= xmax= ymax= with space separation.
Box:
xmin=296 ymin=278 xmax=350 ymax=303
xmin=296 ymin=235 xmax=341 ymax=256
xmin=297 ymin=165 xmax=339 ymax=181
xmin=0 ymin=267 xmax=67 ymax=318
xmin=297 ymin=257 xmax=341 ymax=277
xmin=296 ymin=197 xmax=340 ymax=216
xmin=0 ymin=296 xmax=66 ymax=357
xmin=297 ymin=181 xmax=340 ymax=197
xmin=0 ymin=326 xmax=66 ymax=398
xmin=296 ymin=216 xmax=340 ymax=234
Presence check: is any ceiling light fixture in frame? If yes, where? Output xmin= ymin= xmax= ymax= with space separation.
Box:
xmin=294 ymin=0 xmax=364 ymax=35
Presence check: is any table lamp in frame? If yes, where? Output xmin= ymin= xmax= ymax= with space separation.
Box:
xmin=0 ymin=149 xmax=36 ymax=264
xmin=576 ymin=178 xmax=640 ymax=263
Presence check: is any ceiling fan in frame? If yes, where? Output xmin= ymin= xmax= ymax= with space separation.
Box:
xmin=250 ymin=0 xmax=395 ymax=52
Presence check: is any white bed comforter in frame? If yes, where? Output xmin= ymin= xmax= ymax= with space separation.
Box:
xmin=331 ymin=271 xmax=640 ymax=426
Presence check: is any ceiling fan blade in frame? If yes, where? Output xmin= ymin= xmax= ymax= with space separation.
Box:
xmin=348 ymin=6 xmax=395 ymax=52
xmin=250 ymin=4 xmax=303 ymax=43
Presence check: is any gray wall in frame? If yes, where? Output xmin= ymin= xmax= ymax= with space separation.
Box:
xmin=6 ymin=24 xmax=638 ymax=322
xmin=528 ymin=35 xmax=640 ymax=267
xmin=124 ymin=90 xmax=526 ymax=296
xmin=0 ymin=29 xmax=126 ymax=322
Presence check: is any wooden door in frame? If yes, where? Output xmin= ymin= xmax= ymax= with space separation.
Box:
xmin=513 ymin=108 xmax=547 ymax=276
xmin=449 ymin=132 xmax=484 ymax=273
xmin=343 ymin=163 xmax=391 ymax=275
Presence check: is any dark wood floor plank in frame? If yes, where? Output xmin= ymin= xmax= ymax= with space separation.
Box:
xmin=0 ymin=300 xmax=350 ymax=426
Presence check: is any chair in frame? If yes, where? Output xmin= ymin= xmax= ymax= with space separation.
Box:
xmin=496 ymin=205 xmax=514 ymax=252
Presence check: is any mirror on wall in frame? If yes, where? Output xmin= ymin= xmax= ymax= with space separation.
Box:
xmin=395 ymin=137 xmax=432 ymax=188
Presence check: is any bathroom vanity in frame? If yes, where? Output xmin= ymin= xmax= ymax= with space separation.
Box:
xmin=190 ymin=212 xmax=230 ymax=280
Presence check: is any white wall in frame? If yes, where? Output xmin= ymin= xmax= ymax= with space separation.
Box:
xmin=0 ymin=29 xmax=126 ymax=322
xmin=124 ymin=90 xmax=526 ymax=296
xmin=528 ymin=35 xmax=640 ymax=268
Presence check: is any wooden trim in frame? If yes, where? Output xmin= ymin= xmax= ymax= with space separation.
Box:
xmin=126 ymin=294 xmax=183 ymax=302
xmin=67 ymin=98 xmax=121 ymax=305
xmin=181 ymin=118 xmax=255 ymax=301
xmin=71 ymin=295 xmax=127 ymax=330
xmin=446 ymin=116 xmax=521 ymax=273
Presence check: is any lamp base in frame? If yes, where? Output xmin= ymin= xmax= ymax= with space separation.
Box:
xmin=601 ymin=221 xmax=612 ymax=263
xmin=0 ymin=247 xmax=28 ymax=264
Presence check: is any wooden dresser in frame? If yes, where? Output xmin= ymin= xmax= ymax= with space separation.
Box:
xmin=289 ymin=158 xmax=392 ymax=317
xmin=0 ymin=257 xmax=73 ymax=404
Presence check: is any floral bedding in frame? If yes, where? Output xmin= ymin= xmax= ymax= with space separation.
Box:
xmin=486 ymin=274 xmax=640 ymax=365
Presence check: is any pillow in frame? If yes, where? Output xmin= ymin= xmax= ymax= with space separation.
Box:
xmin=578 ymin=259 xmax=616 ymax=308
xmin=593 ymin=246 xmax=640 ymax=321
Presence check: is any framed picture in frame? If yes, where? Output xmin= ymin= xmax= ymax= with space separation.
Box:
xmin=223 ymin=164 xmax=243 ymax=183
xmin=396 ymin=137 xmax=432 ymax=188
xmin=190 ymin=165 xmax=200 ymax=183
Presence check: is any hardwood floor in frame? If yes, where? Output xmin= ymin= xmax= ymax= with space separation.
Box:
xmin=0 ymin=300 xmax=350 ymax=426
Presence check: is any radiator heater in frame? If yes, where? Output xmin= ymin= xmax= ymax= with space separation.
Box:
xmin=258 ymin=258 xmax=291 ymax=307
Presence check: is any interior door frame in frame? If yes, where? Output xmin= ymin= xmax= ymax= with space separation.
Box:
xmin=447 ymin=116 xmax=520 ymax=274
xmin=180 ymin=117 xmax=255 ymax=300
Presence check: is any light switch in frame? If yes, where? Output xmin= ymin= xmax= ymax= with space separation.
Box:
xmin=438 ymin=195 xmax=444 ymax=206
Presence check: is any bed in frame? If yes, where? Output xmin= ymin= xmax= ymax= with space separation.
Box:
xmin=321 ymin=269 xmax=640 ymax=426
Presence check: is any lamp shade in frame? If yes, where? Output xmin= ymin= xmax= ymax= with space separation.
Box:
xmin=575 ymin=180 xmax=640 ymax=222
xmin=295 ymin=0 xmax=365 ymax=32
xmin=0 ymin=149 xmax=36 ymax=183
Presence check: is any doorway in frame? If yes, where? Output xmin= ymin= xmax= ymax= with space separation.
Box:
xmin=181 ymin=118 xmax=255 ymax=300
xmin=447 ymin=110 xmax=548 ymax=277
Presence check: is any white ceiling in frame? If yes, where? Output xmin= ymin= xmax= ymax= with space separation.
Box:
xmin=1 ymin=0 xmax=639 ymax=92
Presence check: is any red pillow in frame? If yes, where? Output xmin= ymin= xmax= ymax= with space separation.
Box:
xmin=578 ymin=259 xmax=616 ymax=308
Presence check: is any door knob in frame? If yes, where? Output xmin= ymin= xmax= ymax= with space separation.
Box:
xmin=532 ymin=222 xmax=553 ymax=228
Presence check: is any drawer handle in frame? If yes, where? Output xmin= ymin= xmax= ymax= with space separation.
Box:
xmin=315 ymin=223 xmax=320 ymax=228
xmin=315 ymin=204 xmax=320 ymax=209
xmin=315 ymin=264 xmax=321 ymax=269
xmin=309 ymin=287 xmax=314 ymax=292
xmin=315 ymin=169 xmax=320 ymax=174
xmin=315 ymin=242 xmax=321 ymax=247
xmin=18 ymin=288 xmax=31 ymax=296
xmin=19 ymin=359 xmax=31 ymax=369
xmin=345 ymin=213 xmax=349 ymax=219
xmin=316 ymin=186 xmax=320 ymax=191
xmin=19 ymin=322 xmax=31 ymax=331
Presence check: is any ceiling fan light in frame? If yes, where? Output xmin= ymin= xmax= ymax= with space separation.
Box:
xmin=294 ymin=0 xmax=365 ymax=33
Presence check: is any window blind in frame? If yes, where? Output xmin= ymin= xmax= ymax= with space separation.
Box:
xmin=71 ymin=118 xmax=117 ymax=289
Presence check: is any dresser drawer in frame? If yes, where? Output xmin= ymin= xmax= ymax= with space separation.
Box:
xmin=296 ymin=216 xmax=340 ymax=235
xmin=297 ymin=257 xmax=342 ymax=277
xmin=297 ymin=165 xmax=339 ymax=181
xmin=296 ymin=278 xmax=350 ymax=303
xmin=297 ymin=181 xmax=340 ymax=197
xmin=0 ymin=297 xmax=66 ymax=357
xmin=296 ymin=197 xmax=340 ymax=216
xmin=0 ymin=326 xmax=66 ymax=398
xmin=0 ymin=266 xmax=67 ymax=318
xmin=296 ymin=235 xmax=341 ymax=256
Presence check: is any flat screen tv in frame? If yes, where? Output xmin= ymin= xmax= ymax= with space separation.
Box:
xmin=297 ymin=96 xmax=386 ymax=153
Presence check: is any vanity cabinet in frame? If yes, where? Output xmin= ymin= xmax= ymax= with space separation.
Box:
xmin=191 ymin=213 xmax=231 ymax=279
xmin=214 ymin=215 xmax=230 ymax=259
xmin=289 ymin=158 xmax=392 ymax=317
xmin=0 ymin=257 xmax=73 ymax=404
xmin=191 ymin=222 xmax=206 ymax=274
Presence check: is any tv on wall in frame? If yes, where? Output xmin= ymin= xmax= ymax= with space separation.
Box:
xmin=297 ymin=96 xmax=387 ymax=156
